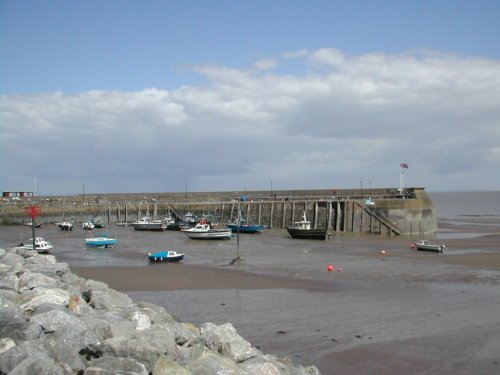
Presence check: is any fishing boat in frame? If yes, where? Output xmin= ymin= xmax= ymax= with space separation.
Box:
xmin=411 ymin=240 xmax=446 ymax=252
xmin=182 ymin=221 xmax=232 ymax=240
xmin=227 ymin=217 xmax=264 ymax=234
xmin=85 ymin=234 xmax=118 ymax=248
xmin=286 ymin=211 xmax=332 ymax=240
xmin=56 ymin=221 xmax=73 ymax=231
xmin=147 ymin=250 xmax=184 ymax=263
xmin=131 ymin=217 xmax=167 ymax=231
xmin=22 ymin=237 xmax=53 ymax=253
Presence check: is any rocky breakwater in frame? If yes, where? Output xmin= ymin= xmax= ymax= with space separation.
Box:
xmin=0 ymin=247 xmax=320 ymax=375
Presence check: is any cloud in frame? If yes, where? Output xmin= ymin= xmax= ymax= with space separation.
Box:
xmin=1 ymin=48 xmax=499 ymax=194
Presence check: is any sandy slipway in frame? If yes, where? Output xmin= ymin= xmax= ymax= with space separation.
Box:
xmin=0 ymin=246 xmax=320 ymax=375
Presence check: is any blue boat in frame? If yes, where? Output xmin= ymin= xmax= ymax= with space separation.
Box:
xmin=147 ymin=250 xmax=184 ymax=263
xmin=227 ymin=216 xmax=264 ymax=234
xmin=85 ymin=233 xmax=118 ymax=248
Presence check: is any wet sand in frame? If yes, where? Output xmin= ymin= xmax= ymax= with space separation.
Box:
xmin=2 ymin=219 xmax=500 ymax=374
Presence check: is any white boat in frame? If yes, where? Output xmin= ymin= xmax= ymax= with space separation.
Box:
xmin=82 ymin=221 xmax=95 ymax=230
xmin=131 ymin=217 xmax=167 ymax=231
xmin=56 ymin=221 xmax=73 ymax=231
xmin=22 ymin=237 xmax=54 ymax=253
xmin=182 ymin=221 xmax=232 ymax=240
xmin=412 ymin=240 xmax=446 ymax=252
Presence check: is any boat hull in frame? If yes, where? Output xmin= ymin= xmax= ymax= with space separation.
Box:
xmin=132 ymin=223 xmax=167 ymax=231
xmin=182 ymin=230 xmax=232 ymax=240
xmin=286 ymin=228 xmax=332 ymax=240
xmin=416 ymin=244 xmax=444 ymax=252
xmin=22 ymin=237 xmax=53 ymax=253
xmin=148 ymin=251 xmax=184 ymax=262
xmin=227 ymin=224 xmax=263 ymax=234
xmin=413 ymin=240 xmax=445 ymax=252
xmin=85 ymin=238 xmax=118 ymax=247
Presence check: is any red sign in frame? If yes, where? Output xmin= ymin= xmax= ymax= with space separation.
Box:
xmin=24 ymin=205 xmax=42 ymax=219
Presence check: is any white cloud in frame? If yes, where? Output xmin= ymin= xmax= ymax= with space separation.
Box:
xmin=1 ymin=48 xmax=499 ymax=194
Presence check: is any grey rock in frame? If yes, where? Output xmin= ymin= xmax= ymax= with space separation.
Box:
xmin=7 ymin=351 xmax=65 ymax=375
xmin=20 ymin=287 xmax=70 ymax=313
xmin=0 ymin=297 xmax=29 ymax=341
xmin=134 ymin=301 xmax=177 ymax=324
xmin=153 ymin=355 xmax=192 ymax=375
xmin=200 ymin=322 xmax=261 ymax=363
xmin=88 ymin=356 xmax=148 ymax=375
xmin=186 ymin=352 xmax=238 ymax=375
xmin=90 ymin=288 xmax=133 ymax=311
xmin=29 ymin=309 xmax=100 ymax=351
xmin=43 ymin=338 xmax=86 ymax=373
xmin=18 ymin=271 xmax=58 ymax=292
xmin=0 ymin=340 xmax=47 ymax=374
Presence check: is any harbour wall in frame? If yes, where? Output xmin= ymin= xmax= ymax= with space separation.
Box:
xmin=0 ymin=187 xmax=437 ymax=236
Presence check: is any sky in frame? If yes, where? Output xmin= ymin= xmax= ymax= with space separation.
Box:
xmin=1 ymin=0 xmax=499 ymax=195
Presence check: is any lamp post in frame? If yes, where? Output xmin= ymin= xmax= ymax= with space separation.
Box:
xmin=369 ymin=177 xmax=372 ymax=196
xmin=270 ymin=180 xmax=273 ymax=200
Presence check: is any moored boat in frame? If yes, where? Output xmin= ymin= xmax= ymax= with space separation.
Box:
xmin=182 ymin=221 xmax=232 ymax=240
xmin=131 ymin=217 xmax=167 ymax=231
xmin=411 ymin=240 xmax=446 ymax=252
xmin=227 ymin=217 xmax=264 ymax=234
xmin=82 ymin=220 xmax=95 ymax=230
xmin=286 ymin=211 xmax=332 ymax=240
xmin=85 ymin=234 xmax=118 ymax=248
xmin=21 ymin=237 xmax=54 ymax=253
xmin=56 ymin=221 xmax=73 ymax=231
xmin=147 ymin=250 xmax=184 ymax=263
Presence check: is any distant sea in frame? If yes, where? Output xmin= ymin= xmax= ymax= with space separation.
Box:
xmin=429 ymin=191 xmax=500 ymax=221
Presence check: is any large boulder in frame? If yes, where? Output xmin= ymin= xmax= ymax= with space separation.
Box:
xmin=29 ymin=309 xmax=100 ymax=351
xmin=88 ymin=356 xmax=148 ymax=375
xmin=200 ymin=322 xmax=261 ymax=363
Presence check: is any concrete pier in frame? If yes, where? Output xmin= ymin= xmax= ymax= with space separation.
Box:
xmin=0 ymin=187 xmax=437 ymax=236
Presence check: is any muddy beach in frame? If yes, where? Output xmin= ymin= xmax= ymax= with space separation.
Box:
xmin=1 ymin=209 xmax=500 ymax=374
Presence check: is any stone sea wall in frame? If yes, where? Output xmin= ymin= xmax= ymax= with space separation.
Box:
xmin=0 ymin=246 xmax=320 ymax=375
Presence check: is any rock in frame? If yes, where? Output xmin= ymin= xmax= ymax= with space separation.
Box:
xmin=0 ymin=297 xmax=30 ymax=341
xmin=200 ymin=322 xmax=261 ymax=363
xmin=7 ymin=351 xmax=65 ymax=375
xmin=18 ymin=271 xmax=59 ymax=292
xmin=88 ymin=356 xmax=148 ymax=375
xmin=186 ymin=352 xmax=238 ymax=375
xmin=153 ymin=355 xmax=192 ymax=375
xmin=29 ymin=310 xmax=100 ymax=351
xmin=20 ymin=287 xmax=70 ymax=314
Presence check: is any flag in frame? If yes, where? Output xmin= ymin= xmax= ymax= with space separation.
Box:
xmin=400 ymin=163 xmax=409 ymax=168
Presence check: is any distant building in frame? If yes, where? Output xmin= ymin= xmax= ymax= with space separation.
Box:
xmin=2 ymin=191 xmax=34 ymax=198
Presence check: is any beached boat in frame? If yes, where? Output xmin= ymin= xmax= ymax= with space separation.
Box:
xmin=411 ymin=240 xmax=446 ymax=252
xmin=147 ymin=250 xmax=184 ymax=263
xmin=131 ymin=217 xmax=167 ymax=231
xmin=92 ymin=216 xmax=105 ymax=228
xmin=85 ymin=235 xmax=118 ymax=248
xmin=182 ymin=221 xmax=232 ymax=240
xmin=21 ymin=237 xmax=54 ymax=253
xmin=286 ymin=212 xmax=332 ymax=240
xmin=56 ymin=221 xmax=73 ymax=231
xmin=82 ymin=220 xmax=95 ymax=230
xmin=24 ymin=221 xmax=41 ymax=228
xmin=227 ymin=217 xmax=264 ymax=234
